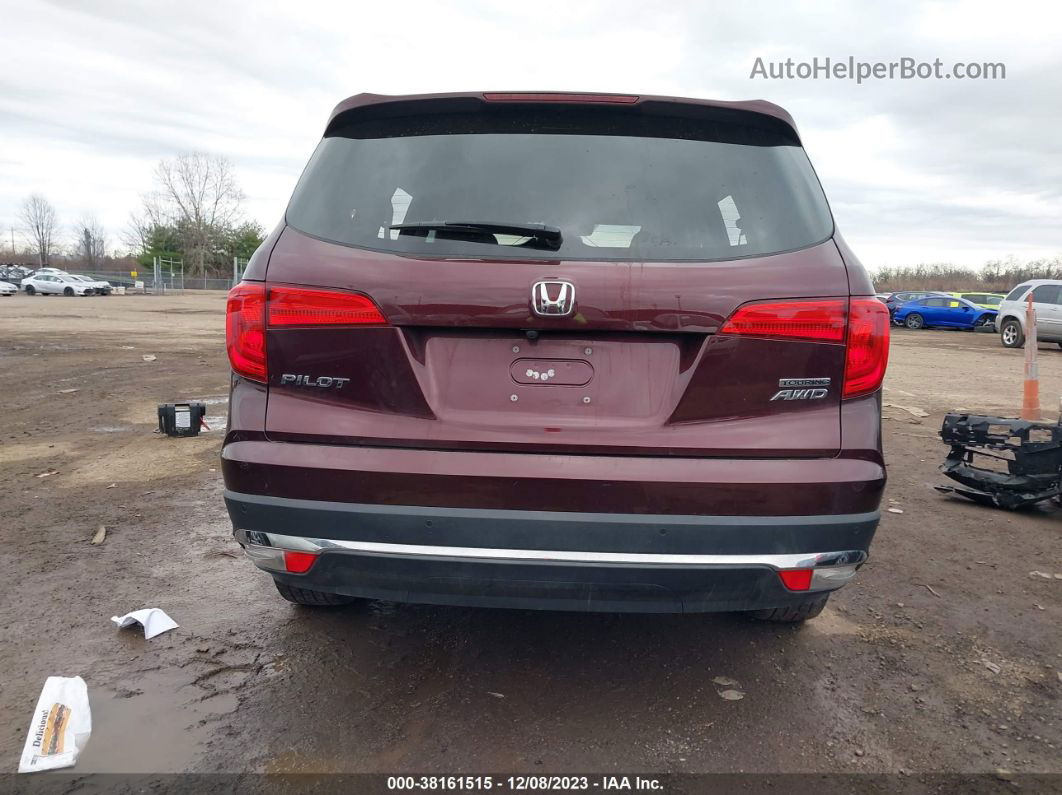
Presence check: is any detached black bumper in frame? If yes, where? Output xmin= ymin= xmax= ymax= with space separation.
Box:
xmin=938 ymin=413 xmax=1062 ymax=508
xmin=225 ymin=491 xmax=878 ymax=614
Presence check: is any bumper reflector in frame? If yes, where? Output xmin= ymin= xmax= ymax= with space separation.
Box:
xmin=810 ymin=563 xmax=860 ymax=590
xmin=778 ymin=569 xmax=813 ymax=591
xmin=283 ymin=550 xmax=319 ymax=574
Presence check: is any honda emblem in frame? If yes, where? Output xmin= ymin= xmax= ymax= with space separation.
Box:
xmin=531 ymin=280 xmax=576 ymax=317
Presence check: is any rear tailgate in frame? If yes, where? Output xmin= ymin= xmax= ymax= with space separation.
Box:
xmin=260 ymin=96 xmax=851 ymax=458
xmin=262 ymin=231 xmax=850 ymax=457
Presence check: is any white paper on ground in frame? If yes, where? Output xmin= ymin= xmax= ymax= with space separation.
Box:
xmin=110 ymin=608 xmax=179 ymax=639
xmin=18 ymin=676 xmax=92 ymax=773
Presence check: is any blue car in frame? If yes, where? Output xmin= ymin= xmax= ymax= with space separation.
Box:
xmin=893 ymin=295 xmax=996 ymax=330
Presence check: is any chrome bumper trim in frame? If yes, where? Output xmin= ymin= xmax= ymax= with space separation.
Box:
xmin=235 ymin=529 xmax=867 ymax=571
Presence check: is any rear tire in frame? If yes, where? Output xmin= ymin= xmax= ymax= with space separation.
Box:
xmin=1000 ymin=319 xmax=1024 ymax=348
xmin=904 ymin=313 xmax=924 ymax=330
xmin=750 ymin=594 xmax=829 ymax=623
xmin=25 ymin=285 xmax=35 ymax=295
xmin=274 ymin=579 xmax=358 ymax=606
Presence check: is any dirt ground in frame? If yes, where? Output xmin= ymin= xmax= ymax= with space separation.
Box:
xmin=0 ymin=292 xmax=1059 ymax=783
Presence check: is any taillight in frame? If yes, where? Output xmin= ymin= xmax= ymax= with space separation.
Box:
xmin=844 ymin=299 xmax=890 ymax=398
xmin=719 ymin=297 xmax=889 ymax=399
xmin=268 ymin=286 xmax=386 ymax=327
xmin=226 ymin=283 xmax=267 ymax=382
xmin=719 ymin=299 xmax=846 ymax=342
xmin=225 ymin=283 xmax=388 ymax=383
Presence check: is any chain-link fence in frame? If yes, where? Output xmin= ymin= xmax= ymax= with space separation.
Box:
xmin=77 ymin=256 xmax=248 ymax=293
xmin=172 ymin=277 xmax=235 ymax=290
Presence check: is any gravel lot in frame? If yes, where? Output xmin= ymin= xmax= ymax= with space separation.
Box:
xmin=0 ymin=292 xmax=1059 ymax=781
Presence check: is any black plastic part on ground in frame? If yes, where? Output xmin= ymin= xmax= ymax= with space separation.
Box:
xmin=938 ymin=412 xmax=1062 ymax=508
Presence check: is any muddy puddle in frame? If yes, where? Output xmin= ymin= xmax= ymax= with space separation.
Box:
xmin=73 ymin=668 xmax=238 ymax=773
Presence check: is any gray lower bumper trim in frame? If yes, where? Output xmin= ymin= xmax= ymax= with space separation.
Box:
xmin=225 ymin=490 xmax=880 ymax=557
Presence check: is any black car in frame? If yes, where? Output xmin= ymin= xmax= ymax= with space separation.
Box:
xmin=884 ymin=290 xmax=948 ymax=318
xmin=0 ymin=265 xmax=31 ymax=284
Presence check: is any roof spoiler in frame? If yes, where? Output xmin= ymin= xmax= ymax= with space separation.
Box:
xmin=323 ymin=91 xmax=802 ymax=143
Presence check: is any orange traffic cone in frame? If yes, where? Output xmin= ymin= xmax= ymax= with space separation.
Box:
xmin=1021 ymin=292 xmax=1041 ymax=421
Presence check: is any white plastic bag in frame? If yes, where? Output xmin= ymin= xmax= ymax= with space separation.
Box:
xmin=18 ymin=676 xmax=92 ymax=773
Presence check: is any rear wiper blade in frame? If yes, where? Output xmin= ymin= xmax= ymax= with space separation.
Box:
xmin=389 ymin=221 xmax=562 ymax=251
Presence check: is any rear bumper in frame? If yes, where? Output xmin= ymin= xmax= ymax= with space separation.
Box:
xmin=221 ymin=438 xmax=885 ymax=515
xmin=225 ymin=491 xmax=877 ymax=613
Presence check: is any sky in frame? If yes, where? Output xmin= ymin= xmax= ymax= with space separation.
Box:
xmin=1 ymin=0 xmax=1060 ymax=269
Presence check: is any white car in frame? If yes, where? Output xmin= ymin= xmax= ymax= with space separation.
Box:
xmin=21 ymin=273 xmax=94 ymax=296
xmin=70 ymin=274 xmax=112 ymax=295
xmin=0 ymin=280 xmax=17 ymax=296
xmin=995 ymin=279 xmax=1062 ymax=348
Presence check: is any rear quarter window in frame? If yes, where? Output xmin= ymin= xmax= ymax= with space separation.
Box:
xmin=286 ymin=107 xmax=834 ymax=262
xmin=1032 ymin=285 xmax=1062 ymax=304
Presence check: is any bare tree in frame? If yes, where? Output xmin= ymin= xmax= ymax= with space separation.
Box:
xmin=152 ymin=153 xmax=244 ymax=276
xmin=75 ymin=214 xmax=107 ymax=270
xmin=20 ymin=194 xmax=58 ymax=267
xmin=121 ymin=210 xmax=152 ymax=256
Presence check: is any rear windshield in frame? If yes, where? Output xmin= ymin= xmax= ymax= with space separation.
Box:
xmin=286 ymin=108 xmax=834 ymax=262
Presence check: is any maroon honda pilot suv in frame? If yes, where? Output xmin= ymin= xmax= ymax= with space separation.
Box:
xmin=223 ymin=91 xmax=888 ymax=621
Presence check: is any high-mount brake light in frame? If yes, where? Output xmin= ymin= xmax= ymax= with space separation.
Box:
xmin=483 ymin=92 xmax=639 ymax=104
xmin=719 ymin=299 xmax=846 ymax=342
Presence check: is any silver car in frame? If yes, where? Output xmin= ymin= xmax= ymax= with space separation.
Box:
xmin=21 ymin=273 xmax=94 ymax=296
xmin=70 ymin=274 xmax=112 ymax=295
xmin=995 ymin=279 xmax=1062 ymax=348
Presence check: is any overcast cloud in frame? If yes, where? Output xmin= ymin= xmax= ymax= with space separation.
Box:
xmin=1 ymin=0 xmax=1059 ymax=268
